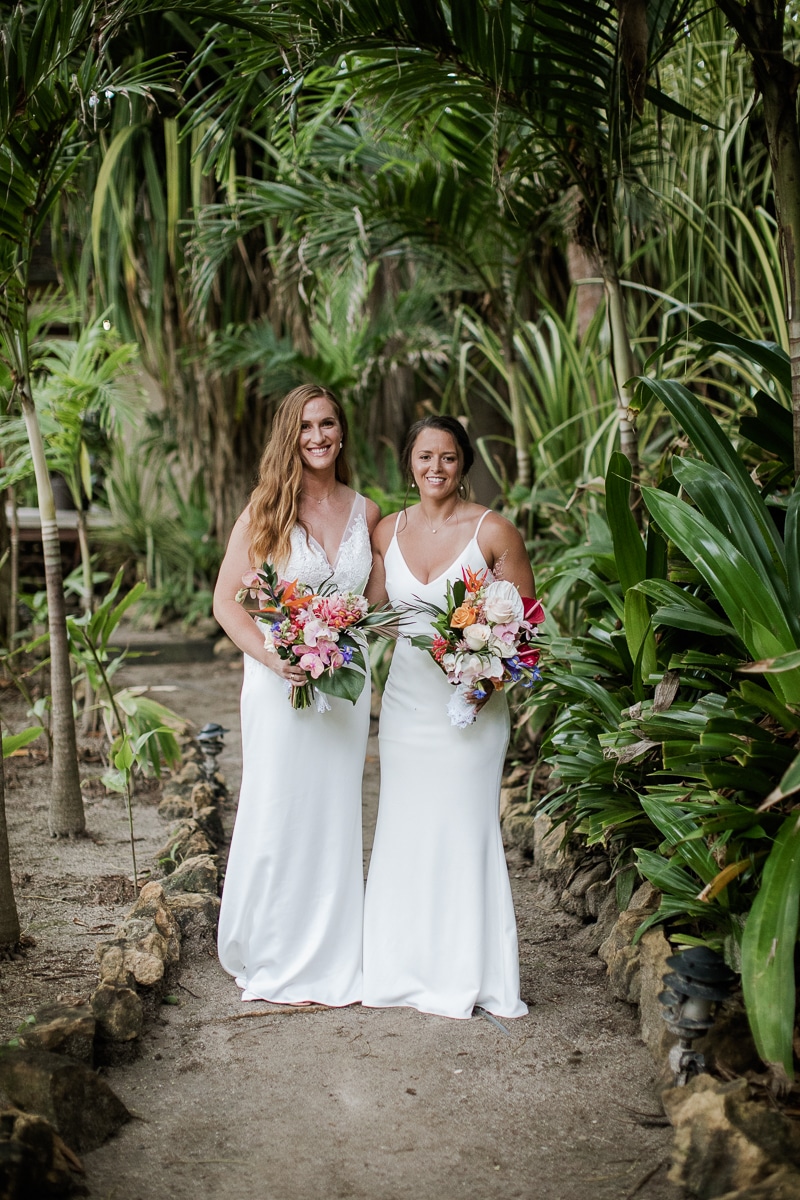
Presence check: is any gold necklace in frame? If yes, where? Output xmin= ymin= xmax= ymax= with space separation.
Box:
xmin=304 ymin=486 xmax=337 ymax=505
xmin=422 ymin=503 xmax=459 ymax=534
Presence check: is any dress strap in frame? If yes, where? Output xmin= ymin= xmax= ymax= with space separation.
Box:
xmin=393 ymin=510 xmax=405 ymax=537
xmin=474 ymin=509 xmax=492 ymax=537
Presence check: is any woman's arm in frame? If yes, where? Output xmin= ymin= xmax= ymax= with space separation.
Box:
xmin=212 ymin=510 xmax=304 ymax=682
xmin=480 ymin=512 xmax=536 ymax=596
xmin=365 ymin=514 xmax=394 ymax=606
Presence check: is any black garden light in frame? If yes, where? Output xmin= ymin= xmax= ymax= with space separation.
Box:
xmin=196 ymin=721 xmax=228 ymax=784
xmin=659 ymin=945 xmax=737 ymax=1086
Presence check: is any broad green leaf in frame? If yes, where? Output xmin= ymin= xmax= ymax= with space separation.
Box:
xmin=741 ymin=813 xmax=800 ymax=1080
xmin=691 ymin=321 xmax=791 ymax=392
xmin=643 ymin=487 xmax=799 ymax=705
xmin=624 ymin=589 xmax=656 ymax=685
xmin=638 ymin=380 xmax=785 ymax=571
xmin=2 ymin=726 xmax=44 ymax=757
xmin=606 ymin=453 xmax=645 ymax=591
xmin=79 ymin=440 xmax=92 ymax=500
xmin=313 ymin=664 xmax=366 ymax=704
xmin=761 ymin=751 xmax=800 ymax=809
xmin=640 ymin=795 xmax=717 ymax=885
xmin=101 ymin=768 xmax=127 ymax=794
xmin=114 ymin=738 xmax=134 ymax=772
xmin=672 ymin=457 xmax=787 ymax=591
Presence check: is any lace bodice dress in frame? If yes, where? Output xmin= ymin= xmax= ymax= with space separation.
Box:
xmin=218 ymin=494 xmax=372 ymax=1005
xmin=362 ymin=512 xmax=527 ymax=1020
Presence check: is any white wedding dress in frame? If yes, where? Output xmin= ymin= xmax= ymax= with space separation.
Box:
xmin=362 ymin=512 xmax=527 ymax=1020
xmin=218 ymin=494 xmax=372 ymax=1005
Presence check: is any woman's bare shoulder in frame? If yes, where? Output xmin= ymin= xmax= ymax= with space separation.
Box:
xmin=372 ymin=510 xmax=401 ymax=552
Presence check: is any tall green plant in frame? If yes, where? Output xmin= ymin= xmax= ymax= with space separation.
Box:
xmin=0 ymin=0 xmax=171 ymax=834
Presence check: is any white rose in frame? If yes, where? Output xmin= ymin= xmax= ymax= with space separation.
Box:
xmin=489 ymin=635 xmax=517 ymax=658
xmin=463 ymin=623 xmax=491 ymax=651
xmin=482 ymin=580 xmax=524 ymax=625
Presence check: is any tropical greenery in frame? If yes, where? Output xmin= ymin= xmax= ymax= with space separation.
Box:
xmin=1 ymin=0 xmax=799 ymax=1080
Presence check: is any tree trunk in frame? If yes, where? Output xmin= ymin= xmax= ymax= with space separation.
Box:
xmin=602 ymin=261 xmax=641 ymax=505
xmin=19 ymin=390 xmax=84 ymax=836
xmin=0 ymin=722 xmax=21 ymax=950
xmin=714 ymin=0 xmax=800 ymax=479
xmin=0 ymin=491 xmax=11 ymax=651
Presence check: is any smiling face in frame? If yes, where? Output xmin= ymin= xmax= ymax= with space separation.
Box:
xmin=298 ymin=395 xmax=343 ymax=473
xmin=409 ymin=428 xmax=462 ymax=500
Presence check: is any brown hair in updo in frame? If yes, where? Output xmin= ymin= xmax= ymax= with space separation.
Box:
xmin=248 ymin=385 xmax=350 ymax=569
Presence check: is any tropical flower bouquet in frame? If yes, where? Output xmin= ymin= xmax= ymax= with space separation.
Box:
xmin=410 ymin=567 xmax=545 ymax=728
xmin=236 ymin=563 xmax=396 ymax=710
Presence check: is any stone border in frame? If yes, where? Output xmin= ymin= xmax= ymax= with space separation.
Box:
xmin=0 ymin=740 xmax=228 ymax=1196
xmin=500 ymin=794 xmax=800 ymax=1199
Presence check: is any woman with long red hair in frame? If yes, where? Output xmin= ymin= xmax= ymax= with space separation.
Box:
xmin=213 ymin=385 xmax=379 ymax=1006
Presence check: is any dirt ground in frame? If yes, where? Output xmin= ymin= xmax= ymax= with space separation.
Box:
xmin=1 ymin=642 xmax=681 ymax=1200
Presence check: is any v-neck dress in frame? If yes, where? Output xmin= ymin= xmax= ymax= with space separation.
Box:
xmin=362 ymin=511 xmax=527 ymax=1019
xmin=218 ymin=494 xmax=372 ymax=1005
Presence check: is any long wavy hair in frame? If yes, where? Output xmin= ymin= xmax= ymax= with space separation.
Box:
xmin=248 ymin=385 xmax=351 ymax=568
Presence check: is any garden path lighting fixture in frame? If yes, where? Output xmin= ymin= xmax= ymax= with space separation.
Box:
xmin=196 ymin=721 xmax=228 ymax=785
xmin=659 ymin=945 xmax=737 ymax=1086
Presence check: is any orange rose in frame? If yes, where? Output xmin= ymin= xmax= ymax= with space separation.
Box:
xmin=450 ymin=604 xmax=477 ymax=628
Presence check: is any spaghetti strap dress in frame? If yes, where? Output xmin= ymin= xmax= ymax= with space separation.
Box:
xmin=218 ymin=494 xmax=372 ymax=1005
xmin=362 ymin=511 xmax=527 ymax=1020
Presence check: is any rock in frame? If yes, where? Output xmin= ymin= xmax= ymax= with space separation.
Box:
xmin=174 ymin=761 xmax=203 ymax=787
xmin=598 ymin=904 xmax=659 ymax=1004
xmin=190 ymin=781 xmax=216 ymax=811
xmin=16 ymin=1004 xmax=96 ymax=1065
xmin=629 ymin=881 xmax=660 ymax=910
xmin=573 ymin=890 xmax=620 ymax=955
xmin=532 ymin=812 xmax=570 ymax=874
xmin=193 ymin=805 xmax=224 ymax=848
xmin=560 ymin=861 xmax=612 ymax=919
xmin=164 ymin=892 xmax=221 ymax=939
xmin=501 ymin=804 xmax=537 ymax=856
xmin=127 ymin=883 xmax=181 ymax=964
xmin=637 ymin=928 xmax=676 ymax=1063
xmin=155 ymin=820 xmax=213 ymax=871
xmin=695 ymin=1005 xmax=763 ymax=1078
xmin=715 ymin=1168 xmax=800 ymax=1198
xmin=94 ymin=945 xmax=135 ymax=989
xmin=0 ymin=1049 xmax=130 ymax=1153
xmin=0 ymin=1106 xmax=81 ymax=1199
xmin=585 ymin=878 xmax=613 ymax=919
xmin=90 ymin=984 xmax=143 ymax=1043
xmin=161 ymin=854 xmax=219 ymax=896
xmin=499 ymin=784 xmax=528 ymax=821
xmin=663 ymin=1075 xmax=800 ymax=1199
xmin=157 ymin=796 xmax=192 ymax=821
xmin=96 ymin=917 xmax=171 ymax=989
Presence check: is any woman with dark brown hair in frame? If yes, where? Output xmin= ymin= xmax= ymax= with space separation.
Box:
xmin=213 ymin=385 xmax=379 ymax=1006
xmin=363 ymin=415 xmax=534 ymax=1020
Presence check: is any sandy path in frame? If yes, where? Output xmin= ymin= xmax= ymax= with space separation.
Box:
xmin=76 ymin=650 xmax=679 ymax=1200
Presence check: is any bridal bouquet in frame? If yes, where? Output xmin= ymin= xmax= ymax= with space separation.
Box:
xmin=237 ymin=563 xmax=396 ymax=710
xmin=411 ymin=567 xmax=545 ymax=728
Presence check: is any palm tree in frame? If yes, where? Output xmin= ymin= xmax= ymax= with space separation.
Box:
xmin=191 ymin=0 xmax=699 ymax=493
xmin=0 ymin=0 xmax=172 ymax=834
